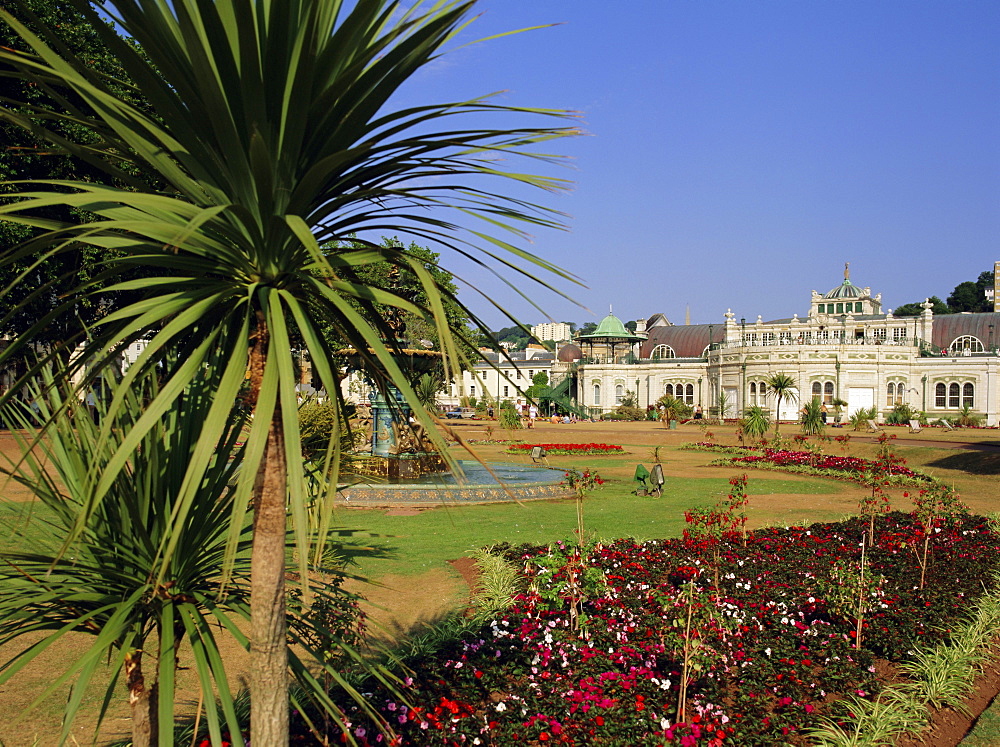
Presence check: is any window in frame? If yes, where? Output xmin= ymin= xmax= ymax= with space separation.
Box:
xmin=481 ymin=370 xmax=488 ymax=379
xmin=750 ymin=382 xmax=757 ymax=404
xmin=812 ymin=382 xmax=821 ymax=399
xmin=762 ymin=332 xmax=775 ymax=345
xmin=824 ymin=382 xmax=834 ymax=404
xmin=615 ymin=384 xmax=624 ymax=405
xmin=835 ymin=302 xmax=843 ymax=314
xmin=855 ymin=302 xmax=863 ymax=312
xmin=817 ymin=304 xmax=825 ymax=314
xmin=650 ymin=344 xmax=675 ymax=359
xmin=470 ymin=385 xmax=476 ymax=397
xmin=936 ymin=383 xmax=946 ymax=408
xmin=743 ymin=333 xmax=757 ymax=344
xmin=949 ymin=383 xmax=960 ymax=408
xmin=503 ymin=385 xmax=509 ymax=397
xmin=685 ymin=383 xmax=694 ymax=403
xmin=949 ymin=335 xmax=984 ymax=354
xmin=528 ymin=370 xmax=534 ymax=379
xmin=893 ymin=327 xmax=905 ymax=341
xmin=886 ymin=383 xmax=905 ymax=406
xmin=963 ymin=383 xmax=974 ymax=408
xmin=664 ymin=383 xmax=674 ymax=398
xmin=593 ymin=383 xmax=601 ymax=406
xmin=873 ymin=328 xmax=887 ymax=340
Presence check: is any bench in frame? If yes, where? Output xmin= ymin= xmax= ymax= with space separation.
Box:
xmin=530 ymin=445 xmax=549 ymax=465
xmin=908 ymin=419 xmax=921 ymax=434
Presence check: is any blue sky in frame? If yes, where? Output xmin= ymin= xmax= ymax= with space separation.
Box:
xmin=387 ymin=1 xmax=1000 ymax=331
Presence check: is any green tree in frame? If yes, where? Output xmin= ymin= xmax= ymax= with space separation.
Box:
xmin=0 ymin=2 xmax=574 ymax=744
xmin=765 ymin=372 xmax=797 ymax=436
xmin=947 ymin=278 xmax=991 ymax=313
xmin=893 ymin=295 xmax=950 ymax=317
xmin=0 ymin=1 xmax=166 ymax=348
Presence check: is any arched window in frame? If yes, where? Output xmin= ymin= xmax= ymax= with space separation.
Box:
xmin=650 ymin=344 xmax=675 ymax=360
xmin=963 ymin=383 xmax=974 ymax=408
xmin=935 ymin=383 xmax=946 ymax=408
xmin=750 ymin=382 xmax=757 ymax=405
xmin=664 ymin=383 xmax=674 ymax=398
xmin=685 ymin=383 xmax=694 ymax=403
xmin=615 ymin=384 xmax=624 ymax=405
xmin=824 ymin=382 xmax=834 ymax=404
xmin=949 ymin=383 xmax=960 ymax=408
xmin=812 ymin=382 xmax=822 ymax=398
xmin=949 ymin=336 xmax=984 ymax=355
xmin=897 ymin=383 xmax=905 ymax=403
xmin=593 ymin=383 xmax=601 ymax=406
xmin=886 ymin=383 xmax=895 ymax=407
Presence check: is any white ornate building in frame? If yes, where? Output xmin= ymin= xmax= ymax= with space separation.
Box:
xmin=564 ymin=268 xmax=1000 ymax=425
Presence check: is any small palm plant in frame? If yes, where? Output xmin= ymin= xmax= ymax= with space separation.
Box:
xmin=0 ymin=363 xmax=253 ymax=747
xmin=765 ymin=373 xmax=797 ymax=437
xmin=740 ymin=405 xmax=771 ymax=443
xmin=800 ymin=396 xmax=826 ymax=436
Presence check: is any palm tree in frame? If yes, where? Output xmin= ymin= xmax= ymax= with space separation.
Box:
xmin=0 ymin=2 xmax=574 ymax=744
xmin=0 ymin=363 xmax=255 ymax=747
xmin=765 ymin=373 xmax=797 ymax=437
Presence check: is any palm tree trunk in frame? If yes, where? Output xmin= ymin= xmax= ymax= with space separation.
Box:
xmin=247 ymin=316 xmax=290 ymax=746
xmin=250 ymin=406 xmax=290 ymax=746
xmin=125 ymin=649 xmax=158 ymax=747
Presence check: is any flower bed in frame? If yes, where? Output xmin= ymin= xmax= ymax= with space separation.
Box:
xmin=505 ymin=442 xmax=626 ymax=456
xmin=319 ymin=512 xmax=1000 ymax=746
xmin=684 ymin=443 xmax=933 ymax=486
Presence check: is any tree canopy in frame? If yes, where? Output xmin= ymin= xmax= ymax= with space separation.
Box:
xmin=893 ymin=270 xmax=993 ymax=316
xmin=0 ymin=0 xmax=156 ymax=344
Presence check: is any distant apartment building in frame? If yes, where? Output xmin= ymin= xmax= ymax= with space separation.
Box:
xmin=531 ymin=321 xmax=572 ymax=342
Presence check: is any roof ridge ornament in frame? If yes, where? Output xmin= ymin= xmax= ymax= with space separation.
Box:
xmin=845 ymin=261 xmax=850 ymax=281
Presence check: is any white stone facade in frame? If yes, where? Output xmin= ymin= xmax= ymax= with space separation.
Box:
xmin=570 ymin=278 xmax=1000 ymax=426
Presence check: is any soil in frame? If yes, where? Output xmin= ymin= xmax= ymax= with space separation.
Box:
xmin=896 ymin=657 xmax=1000 ymax=747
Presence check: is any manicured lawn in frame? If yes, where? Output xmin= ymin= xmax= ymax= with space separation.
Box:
xmin=336 ymin=472 xmax=844 ymax=578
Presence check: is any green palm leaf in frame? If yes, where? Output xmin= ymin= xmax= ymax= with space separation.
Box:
xmin=0 ymin=1 xmax=576 ymax=742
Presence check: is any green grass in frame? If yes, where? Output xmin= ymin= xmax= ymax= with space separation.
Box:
xmin=333 ymin=471 xmax=845 ymax=578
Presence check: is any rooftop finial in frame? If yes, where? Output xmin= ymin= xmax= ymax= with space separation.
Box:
xmin=844 ymin=262 xmax=850 ymax=281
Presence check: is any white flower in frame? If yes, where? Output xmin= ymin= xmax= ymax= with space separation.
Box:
xmin=495 ymin=702 xmax=507 ymax=712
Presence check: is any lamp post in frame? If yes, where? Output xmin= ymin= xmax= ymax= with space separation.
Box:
xmin=740 ymin=317 xmax=747 ymax=415
xmin=990 ymin=324 xmax=995 ymax=354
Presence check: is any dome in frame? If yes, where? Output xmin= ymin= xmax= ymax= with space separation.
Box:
xmin=593 ymin=313 xmax=629 ymax=336
xmin=825 ymin=279 xmax=864 ymax=299
xmin=557 ymin=343 xmax=582 ymax=362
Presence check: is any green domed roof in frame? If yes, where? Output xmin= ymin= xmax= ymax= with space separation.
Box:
xmin=825 ymin=279 xmax=864 ymax=299
xmin=577 ymin=312 xmax=642 ymax=341
xmin=594 ymin=313 xmax=629 ymax=336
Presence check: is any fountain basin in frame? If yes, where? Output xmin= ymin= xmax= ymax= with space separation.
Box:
xmin=336 ymin=460 xmax=572 ymax=507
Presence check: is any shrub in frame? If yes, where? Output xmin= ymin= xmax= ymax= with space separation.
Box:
xmin=612 ymin=404 xmax=646 ymax=421
xmin=299 ymin=399 xmax=358 ymax=455
xmin=850 ymin=405 xmax=878 ymax=431
xmin=885 ymin=403 xmax=923 ymax=425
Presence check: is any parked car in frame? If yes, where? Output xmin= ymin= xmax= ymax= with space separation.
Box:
xmin=445 ymin=407 xmax=476 ymax=419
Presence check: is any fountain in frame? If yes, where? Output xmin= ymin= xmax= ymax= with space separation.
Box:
xmin=334 ymin=268 xmax=569 ymax=506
